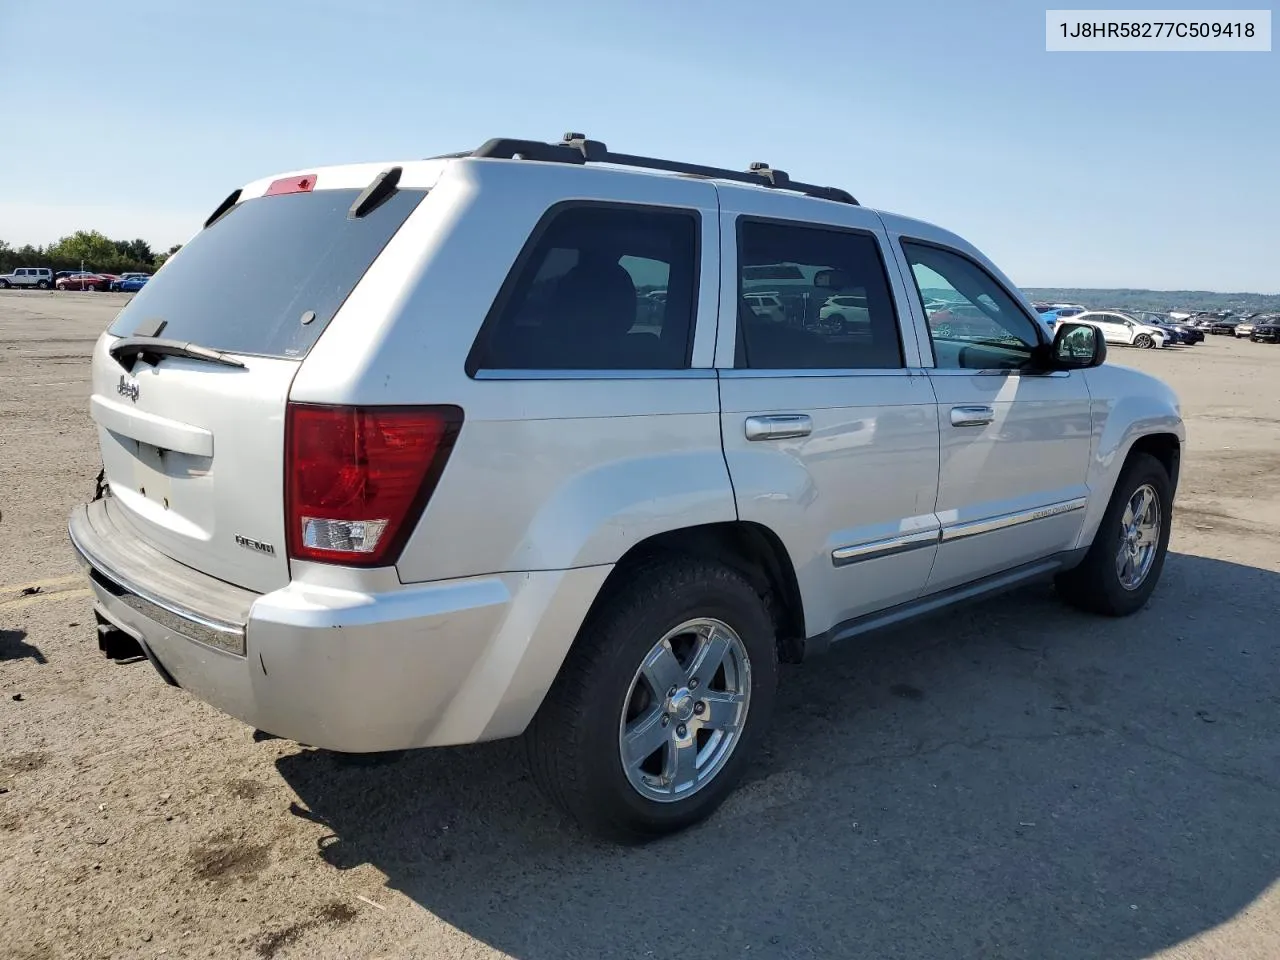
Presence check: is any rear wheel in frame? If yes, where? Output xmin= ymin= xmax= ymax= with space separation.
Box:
xmin=1134 ymin=333 xmax=1155 ymax=349
xmin=526 ymin=557 xmax=778 ymax=842
xmin=88 ymin=283 xmax=99 ymax=292
xmin=1055 ymin=453 xmax=1172 ymax=617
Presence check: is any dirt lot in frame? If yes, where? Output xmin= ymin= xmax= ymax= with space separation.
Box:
xmin=2 ymin=289 xmax=1278 ymax=960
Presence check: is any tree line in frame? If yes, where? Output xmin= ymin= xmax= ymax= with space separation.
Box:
xmin=0 ymin=231 xmax=183 ymax=276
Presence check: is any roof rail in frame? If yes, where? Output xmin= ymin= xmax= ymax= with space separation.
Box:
xmin=451 ymin=133 xmax=858 ymax=205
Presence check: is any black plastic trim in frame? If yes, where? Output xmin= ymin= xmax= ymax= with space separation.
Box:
xmin=203 ymin=188 xmax=242 ymax=229
xmin=348 ymin=166 xmax=403 ymax=219
xmin=803 ymin=549 xmax=1088 ymax=658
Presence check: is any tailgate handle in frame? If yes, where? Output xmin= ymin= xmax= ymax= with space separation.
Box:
xmin=745 ymin=414 xmax=813 ymax=441
xmin=90 ymin=396 xmax=214 ymax=457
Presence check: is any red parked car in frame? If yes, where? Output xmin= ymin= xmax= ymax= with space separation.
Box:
xmin=56 ymin=272 xmax=117 ymax=291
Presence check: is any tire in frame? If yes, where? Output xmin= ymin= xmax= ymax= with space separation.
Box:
xmin=88 ymin=283 xmax=99 ymax=292
xmin=36 ymin=280 xmax=49 ymax=290
xmin=525 ymin=557 xmax=778 ymax=842
xmin=1133 ymin=334 xmax=1154 ymax=349
xmin=1055 ymin=452 xmax=1173 ymax=617
xmin=0 ymin=280 xmax=9 ymax=289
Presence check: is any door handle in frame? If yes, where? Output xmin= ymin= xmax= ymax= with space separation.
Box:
xmin=950 ymin=405 xmax=994 ymax=427
xmin=744 ymin=414 xmax=813 ymax=441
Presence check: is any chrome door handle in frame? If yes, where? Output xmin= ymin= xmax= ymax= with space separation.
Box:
xmin=950 ymin=405 xmax=994 ymax=427
xmin=744 ymin=414 xmax=813 ymax=441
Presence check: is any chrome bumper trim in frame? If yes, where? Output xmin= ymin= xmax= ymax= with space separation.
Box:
xmin=68 ymin=511 xmax=247 ymax=656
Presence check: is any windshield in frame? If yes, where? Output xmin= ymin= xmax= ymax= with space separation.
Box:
xmin=106 ymin=187 xmax=426 ymax=358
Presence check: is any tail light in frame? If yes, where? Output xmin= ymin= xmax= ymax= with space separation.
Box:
xmin=285 ymin=403 xmax=462 ymax=567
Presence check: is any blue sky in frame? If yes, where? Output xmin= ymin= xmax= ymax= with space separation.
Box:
xmin=1 ymin=0 xmax=1276 ymax=291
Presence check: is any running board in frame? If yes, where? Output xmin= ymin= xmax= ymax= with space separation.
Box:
xmin=805 ymin=550 xmax=1086 ymax=658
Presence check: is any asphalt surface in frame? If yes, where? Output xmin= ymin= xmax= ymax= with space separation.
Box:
xmin=1 ymin=290 xmax=1278 ymax=959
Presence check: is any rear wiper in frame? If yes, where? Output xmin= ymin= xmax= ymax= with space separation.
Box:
xmin=108 ymin=337 xmax=246 ymax=369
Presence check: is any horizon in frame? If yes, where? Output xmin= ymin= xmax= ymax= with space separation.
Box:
xmin=1 ymin=0 xmax=1276 ymax=292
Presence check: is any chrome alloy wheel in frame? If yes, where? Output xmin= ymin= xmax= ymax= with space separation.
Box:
xmin=1116 ymin=483 xmax=1161 ymax=591
xmin=618 ymin=618 xmax=752 ymax=803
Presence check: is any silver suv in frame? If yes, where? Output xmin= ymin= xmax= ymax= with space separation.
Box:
xmin=69 ymin=134 xmax=1184 ymax=841
xmin=0 ymin=266 xmax=53 ymax=289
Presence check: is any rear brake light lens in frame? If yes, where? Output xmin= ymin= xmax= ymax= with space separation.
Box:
xmin=264 ymin=174 xmax=317 ymax=196
xmin=285 ymin=404 xmax=462 ymax=567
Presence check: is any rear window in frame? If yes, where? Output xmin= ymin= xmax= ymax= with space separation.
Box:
xmin=107 ymin=187 xmax=426 ymax=358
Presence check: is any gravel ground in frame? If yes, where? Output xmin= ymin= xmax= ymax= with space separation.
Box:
xmin=1 ymin=290 xmax=1278 ymax=960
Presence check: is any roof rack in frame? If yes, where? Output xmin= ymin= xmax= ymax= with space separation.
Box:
xmin=433 ymin=133 xmax=858 ymax=206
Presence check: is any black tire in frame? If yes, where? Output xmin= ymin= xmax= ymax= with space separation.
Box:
xmin=0 ymin=280 xmax=9 ymax=289
xmin=1055 ymin=452 xmax=1173 ymax=617
xmin=1134 ymin=333 xmax=1154 ymax=349
xmin=36 ymin=280 xmax=50 ymax=290
xmin=525 ymin=557 xmax=778 ymax=842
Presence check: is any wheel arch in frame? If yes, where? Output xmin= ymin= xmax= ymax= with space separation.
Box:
xmin=584 ymin=520 xmax=807 ymax=663
xmin=1077 ymin=421 xmax=1183 ymax=551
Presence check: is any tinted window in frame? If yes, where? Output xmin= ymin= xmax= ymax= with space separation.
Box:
xmin=106 ymin=188 xmax=425 ymax=358
xmin=735 ymin=220 xmax=902 ymax=370
xmin=903 ymin=242 xmax=1042 ymax=371
xmin=470 ymin=204 xmax=698 ymax=371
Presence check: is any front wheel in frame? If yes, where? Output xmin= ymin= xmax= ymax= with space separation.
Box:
xmin=1055 ymin=452 xmax=1172 ymax=617
xmin=525 ymin=558 xmax=778 ymax=842
xmin=1133 ymin=333 xmax=1155 ymax=349
xmin=36 ymin=280 xmax=50 ymax=290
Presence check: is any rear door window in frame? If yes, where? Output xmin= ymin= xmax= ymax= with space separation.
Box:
xmin=106 ymin=188 xmax=426 ymax=359
xmin=735 ymin=220 xmax=903 ymax=370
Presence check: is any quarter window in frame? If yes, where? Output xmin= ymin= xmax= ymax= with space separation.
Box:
xmin=735 ymin=220 xmax=903 ymax=370
xmin=469 ymin=204 xmax=699 ymax=372
xmin=902 ymin=242 xmax=1042 ymax=371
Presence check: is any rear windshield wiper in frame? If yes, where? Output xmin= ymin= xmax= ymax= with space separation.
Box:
xmin=108 ymin=337 xmax=246 ymax=369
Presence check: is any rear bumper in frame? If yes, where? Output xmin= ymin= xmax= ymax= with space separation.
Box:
xmin=69 ymin=499 xmax=609 ymax=752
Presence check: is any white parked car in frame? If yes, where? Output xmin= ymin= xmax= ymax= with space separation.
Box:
xmin=743 ymin=292 xmax=785 ymax=323
xmin=1072 ymin=310 xmax=1168 ymax=349
xmin=0 ymin=266 xmax=53 ymax=289
xmin=69 ymin=133 xmax=1184 ymax=842
xmin=818 ymin=294 xmax=871 ymax=330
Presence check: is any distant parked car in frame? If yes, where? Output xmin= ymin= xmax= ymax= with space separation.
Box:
xmin=57 ymin=273 xmax=106 ymax=291
xmin=57 ymin=272 xmax=119 ymax=291
xmin=743 ymin=292 xmax=785 ymax=323
xmin=0 ymin=267 xmax=53 ymax=289
xmin=1249 ymin=316 xmax=1280 ymax=343
xmin=1038 ymin=304 xmax=1087 ymax=325
xmin=1135 ymin=312 xmax=1203 ymax=345
xmin=110 ymin=273 xmax=151 ymax=291
xmin=1206 ymin=318 xmax=1241 ymax=335
xmin=818 ymin=294 xmax=870 ymax=331
xmin=1233 ymin=317 xmax=1260 ymax=338
xmin=1072 ymin=310 xmax=1168 ymax=349
xmin=115 ymin=275 xmax=150 ymax=293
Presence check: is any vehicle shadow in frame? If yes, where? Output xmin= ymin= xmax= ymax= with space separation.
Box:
xmin=0 ymin=629 xmax=47 ymax=664
xmin=276 ymin=552 xmax=1280 ymax=959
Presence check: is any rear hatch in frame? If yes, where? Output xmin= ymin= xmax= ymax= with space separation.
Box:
xmin=92 ymin=181 xmax=426 ymax=593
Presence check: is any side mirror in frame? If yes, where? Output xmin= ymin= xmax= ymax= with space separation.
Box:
xmin=1050 ymin=322 xmax=1106 ymax=369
